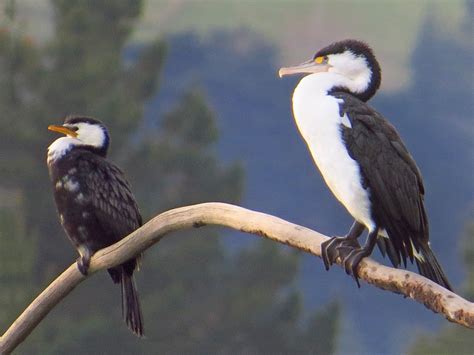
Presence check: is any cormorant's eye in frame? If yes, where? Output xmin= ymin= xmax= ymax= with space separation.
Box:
xmin=314 ymin=56 xmax=328 ymax=64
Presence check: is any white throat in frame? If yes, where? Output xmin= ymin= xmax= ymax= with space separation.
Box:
xmin=47 ymin=137 xmax=81 ymax=164
xmin=296 ymin=70 xmax=369 ymax=98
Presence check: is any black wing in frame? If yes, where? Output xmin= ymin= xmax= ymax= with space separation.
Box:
xmin=75 ymin=152 xmax=145 ymax=327
xmin=76 ymin=152 xmax=142 ymax=242
xmin=335 ymin=92 xmax=428 ymax=266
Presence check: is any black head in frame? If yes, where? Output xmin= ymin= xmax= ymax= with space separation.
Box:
xmin=280 ymin=39 xmax=382 ymax=102
xmin=49 ymin=115 xmax=110 ymax=157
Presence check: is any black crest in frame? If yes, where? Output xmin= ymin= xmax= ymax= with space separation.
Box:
xmin=64 ymin=115 xmax=106 ymax=126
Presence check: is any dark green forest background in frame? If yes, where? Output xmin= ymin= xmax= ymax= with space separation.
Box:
xmin=0 ymin=1 xmax=337 ymax=353
xmin=0 ymin=1 xmax=472 ymax=354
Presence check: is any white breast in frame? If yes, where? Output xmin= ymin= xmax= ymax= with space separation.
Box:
xmin=47 ymin=137 xmax=80 ymax=164
xmin=292 ymin=74 xmax=375 ymax=231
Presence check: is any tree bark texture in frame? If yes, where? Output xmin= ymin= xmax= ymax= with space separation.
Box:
xmin=1 ymin=203 xmax=472 ymax=353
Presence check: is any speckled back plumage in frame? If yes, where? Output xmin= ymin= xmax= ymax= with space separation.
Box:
xmin=49 ymin=149 xmax=141 ymax=254
xmin=47 ymin=120 xmax=144 ymax=336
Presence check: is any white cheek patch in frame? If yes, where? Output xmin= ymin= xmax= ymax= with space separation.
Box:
xmin=329 ymin=51 xmax=372 ymax=94
xmin=76 ymin=123 xmax=105 ymax=148
xmin=330 ymin=51 xmax=368 ymax=75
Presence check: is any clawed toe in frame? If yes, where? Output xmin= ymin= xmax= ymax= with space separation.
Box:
xmin=322 ymin=227 xmax=377 ymax=288
xmin=321 ymin=237 xmax=342 ymax=270
xmin=341 ymin=248 xmax=370 ymax=288
xmin=321 ymin=238 xmax=336 ymax=270
xmin=321 ymin=236 xmax=360 ymax=271
xmin=335 ymin=245 xmax=354 ymax=261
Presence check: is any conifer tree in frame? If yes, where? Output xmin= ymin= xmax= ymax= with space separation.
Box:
xmin=0 ymin=2 xmax=340 ymax=353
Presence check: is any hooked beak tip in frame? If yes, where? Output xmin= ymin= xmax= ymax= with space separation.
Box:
xmin=278 ymin=68 xmax=290 ymax=78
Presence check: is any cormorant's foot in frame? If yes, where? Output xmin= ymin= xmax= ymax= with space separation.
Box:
xmin=76 ymin=255 xmax=90 ymax=276
xmin=321 ymin=237 xmax=360 ymax=271
xmin=335 ymin=245 xmax=356 ymax=261
xmin=340 ymin=247 xmax=371 ymax=288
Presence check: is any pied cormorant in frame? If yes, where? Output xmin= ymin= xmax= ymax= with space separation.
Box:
xmin=279 ymin=39 xmax=452 ymax=290
xmin=47 ymin=116 xmax=144 ymax=336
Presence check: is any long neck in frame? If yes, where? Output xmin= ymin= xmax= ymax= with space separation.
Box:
xmin=296 ymin=72 xmax=372 ymax=99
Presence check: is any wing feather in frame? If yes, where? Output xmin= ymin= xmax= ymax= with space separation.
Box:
xmin=335 ymin=92 xmax=428 ymax=264
xmin=76 ymin=153 xmax=142 ymax=242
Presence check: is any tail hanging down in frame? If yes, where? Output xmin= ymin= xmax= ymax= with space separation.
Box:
xmin=415 ymin=243 xmax=453 ymax=291
xmin=377 ymin=238 xmax=452 ymax=291
xmin=121 ymin=272 xmax=144 ymax=337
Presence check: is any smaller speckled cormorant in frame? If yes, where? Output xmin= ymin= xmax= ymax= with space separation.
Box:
xmin=47 ymin=116 xmax=144 ymax=336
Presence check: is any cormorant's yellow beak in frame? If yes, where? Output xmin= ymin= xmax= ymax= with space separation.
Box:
xmin=279 ymin=59 xmax=330 ymax=78
xmin=48 ymin=124 xmax=78 ymax=137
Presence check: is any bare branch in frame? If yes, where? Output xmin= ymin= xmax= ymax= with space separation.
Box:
xmin=1 ymin=202 xmax=472 ymax=353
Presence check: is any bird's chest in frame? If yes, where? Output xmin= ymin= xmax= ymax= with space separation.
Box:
xmin=292 ymin=95 xmax=352 ymax=186
xmin=294 ymin=95 xmax=344 ymax=156
xmin=49 ymin=158 xmax=94 ymax=243
xmin=292 ymin=92 xmax=372 ymax=227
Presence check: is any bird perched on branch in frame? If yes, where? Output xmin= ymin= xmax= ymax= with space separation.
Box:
xmin=47 ymin=116 xmax=144 ymax=336
xmin=279 ymin=39 xmax=452 ymax=290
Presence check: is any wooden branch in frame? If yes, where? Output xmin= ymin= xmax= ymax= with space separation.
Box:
xmin=1 ymin=202 xmax=472 ymax=353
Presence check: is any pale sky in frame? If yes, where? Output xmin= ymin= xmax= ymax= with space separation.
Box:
xmin=2 ymin=0 xmax=469 ymax=92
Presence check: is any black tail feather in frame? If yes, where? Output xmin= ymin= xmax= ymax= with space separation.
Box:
xmin=378 ymin=237 xmax=452 ymax=291
xmin=377 ymin=237 xmax=401 ymax=268
xmin=376 ymin=238 xmax=387 ymax=257
xmin=415 ymin=244 xmax=453 ymax=291
xmin=121 ymin=272 xmax=144 ymax=337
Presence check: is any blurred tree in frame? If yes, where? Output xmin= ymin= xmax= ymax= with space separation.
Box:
xmin=0 ymin=199 xmax=36 ymax=332
xmin=0 ymin=1 xmax=340 ymax=354
xmin=0 ymin=0 xmax=40 ymax=336
xmin=409 ymin=223 xmax=474 ymax=355
xmin=367 ymin=7 xmax=473 ymax=353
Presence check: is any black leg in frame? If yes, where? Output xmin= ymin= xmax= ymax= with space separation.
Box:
xmin=77 ymin=247 xmax=92 ymax=276
xmin=341 ymin=228 xmax=379 ymax=287
xmin=321 ymin=221 xmax=365 ymax=270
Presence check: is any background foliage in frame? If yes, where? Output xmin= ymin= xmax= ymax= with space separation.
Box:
xmin=0 ymin=1 xmax=339 ymax=353
xmin=0 ymin=1 xmax=472 ymax=354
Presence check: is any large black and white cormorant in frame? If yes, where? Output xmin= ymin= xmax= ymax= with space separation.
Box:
xmin=279 ymin=39 xmax=452 ymax=290
xmin=47 ymin=116 xmax=144 ymax=335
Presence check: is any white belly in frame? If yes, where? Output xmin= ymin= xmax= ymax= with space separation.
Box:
xmin=292 ymin=85 xmax=375 ymax=231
